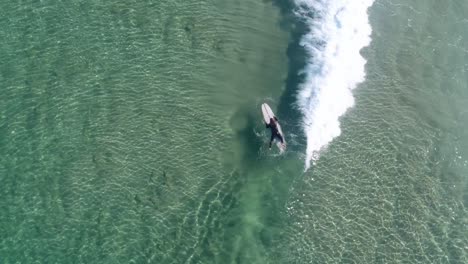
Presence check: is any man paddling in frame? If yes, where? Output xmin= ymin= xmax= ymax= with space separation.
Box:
xmin=266 ymin=117 xmax=284 ymax=149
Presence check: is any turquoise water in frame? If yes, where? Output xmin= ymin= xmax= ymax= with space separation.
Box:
xmin=0 ymin=0 xmax=467 ymax=263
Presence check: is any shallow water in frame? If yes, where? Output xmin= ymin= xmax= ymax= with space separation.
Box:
xmin=0 ymin=0 xmax=467 ymax=263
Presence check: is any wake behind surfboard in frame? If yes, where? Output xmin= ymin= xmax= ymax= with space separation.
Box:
xmin=261 ymin=103 xmax=286 ymax=152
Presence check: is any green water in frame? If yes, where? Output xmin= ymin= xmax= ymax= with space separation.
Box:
xmin=0 ymin=0 xmax=467 ymax=263
xmin=281 ymin=1 xmax=468 ymax=263
xmin=0 ymin=0 xmax=291 ymax=263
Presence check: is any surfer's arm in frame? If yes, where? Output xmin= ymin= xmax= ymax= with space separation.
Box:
xmin=274 ymin=117 xmax=278 ymax=121
xmin=265 ymin=122 xmax=270 ymax=129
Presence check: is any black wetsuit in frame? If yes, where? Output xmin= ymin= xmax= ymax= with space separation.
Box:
xmin=266 ymin=119 xmax=284 ymax=148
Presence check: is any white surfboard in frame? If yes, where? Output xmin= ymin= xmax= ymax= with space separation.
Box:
xmin=261 ymin=103 xmax=286 ymax=152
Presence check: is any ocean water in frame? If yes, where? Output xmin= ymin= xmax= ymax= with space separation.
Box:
xmin=0 ymin=0 xmax=467 ymax=264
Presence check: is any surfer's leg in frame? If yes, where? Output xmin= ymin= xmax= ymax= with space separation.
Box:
xmin=269 ymin=133 xmax=274 ymax=149
xmin=276 ymin=133 xmax=284 ymax=144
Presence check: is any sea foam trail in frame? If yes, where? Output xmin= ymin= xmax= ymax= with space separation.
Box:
xmin=293 ymin=0 xmax=375 ymax=169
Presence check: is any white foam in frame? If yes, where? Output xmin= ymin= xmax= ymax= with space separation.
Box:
xmin=293 ymin=0 xmax=375 ymax=169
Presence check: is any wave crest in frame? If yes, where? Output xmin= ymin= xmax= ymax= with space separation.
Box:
xmin=294 ymin=0 xmax=375 ymax=169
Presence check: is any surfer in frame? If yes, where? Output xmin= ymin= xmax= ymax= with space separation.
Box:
xmin=266 ymin=117 xmax=284 ymax=149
